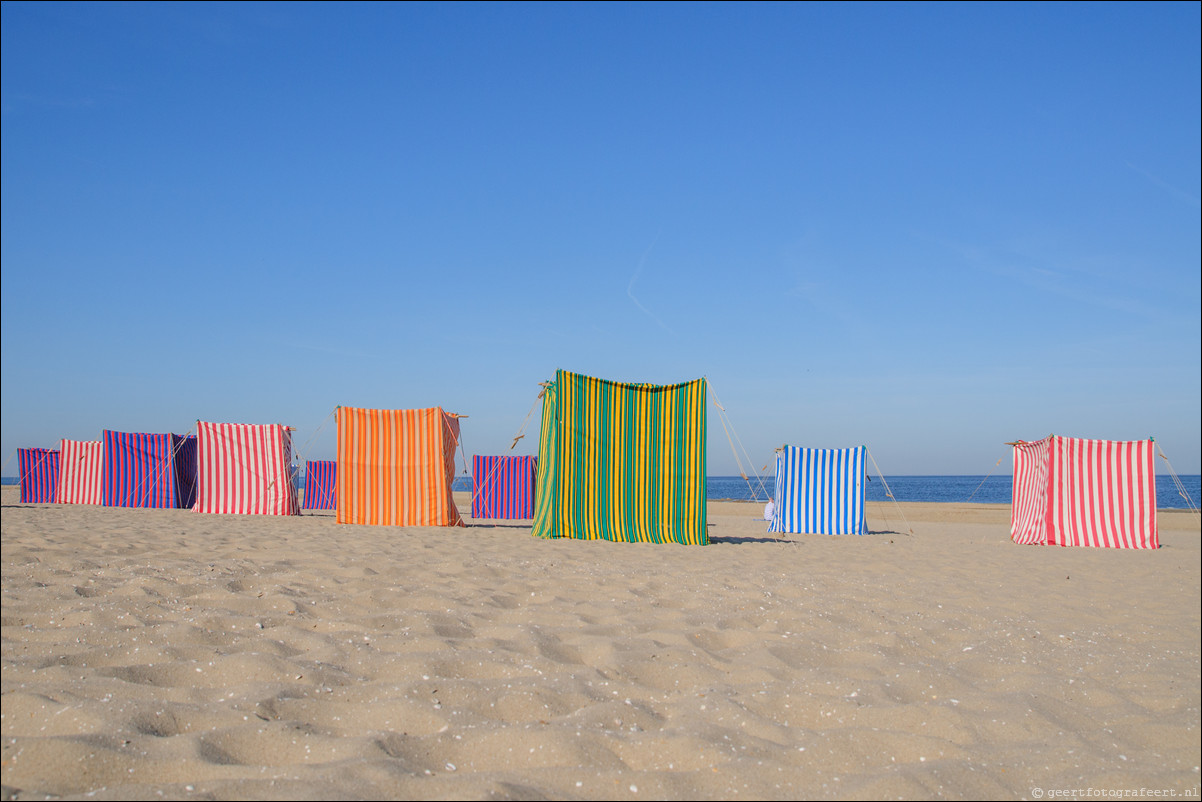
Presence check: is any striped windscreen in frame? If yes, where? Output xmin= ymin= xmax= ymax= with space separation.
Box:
xmin=18 ymin=447 xmax=60 ymax=504
xmin=531 ymin=370 xmax=707 ymax=544
xmin=768 ymin=446 xmax=866 ymax=535
xmin=1011 ymin=435 xmax=1158 ymax=549
xmin=193 ymin=422 xmax=298 ymax=515
xmin=102 ymin=431 xmax=183 ymax=508
xmin=56 ymin=439 xmax=104 ymax=505
xmin=473 ymin=455 xmax=536 ymax=519
xmin=336 ymin=407 xmax=464 ymax=527
xmin=302 ymin=460 xmax=338 ymax=510
xmin=174 ymin=434 xmax=198 ymax=510
xmin=1010 ymin=437 xmax=1051 ymax=545
xmin=1049 ymin=436 xmax=1157 ymax=548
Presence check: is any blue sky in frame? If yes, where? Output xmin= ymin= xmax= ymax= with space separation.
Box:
xmin=3 ymin=1 xmax=1199 ymax=477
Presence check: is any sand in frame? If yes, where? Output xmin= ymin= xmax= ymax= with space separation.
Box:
xmin=2 ymin=485 xmax=1199 ymax=801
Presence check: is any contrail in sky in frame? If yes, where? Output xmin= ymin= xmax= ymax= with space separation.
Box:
xmin=626 ymin=233 xmax=674 ymax=334
xmin=1126 ymin=162 xmax=1200 ymax=207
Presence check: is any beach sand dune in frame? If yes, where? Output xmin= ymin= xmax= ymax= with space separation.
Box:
xmin=2 ymin=487 xmax=1198 ymax=800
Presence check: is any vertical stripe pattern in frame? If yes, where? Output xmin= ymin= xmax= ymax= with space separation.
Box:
xmin=193 ymin=422 xmax=298 ymax=515
xmin=17 ymin=448 xmax=60 ymax=503
xmin=302 ymin=460 xmax=338 ymax=510
xmin=768 ymin=446 xmax=866 ymax=535
xmin=531 ymin=370 xmax=707 ymax=545
xmin=102 ymin=431 xmax=182 ymax=508
xmin=1010 ymin=435 xmax=1157 ymax=549
xmin=56 ymin=439 xmax=104 ymax=505
xmin=336 ymin=407 xmax=465 ymax=527
xmin=1010 ymin=437 xmax=1051 ymax=545
xmin=473 ymin=455 xmax=537 ymax=519
xmin=174 ymin=435 xmax=198 ymax=511
xmin=1048 ymin=436 xmax=1157 ymax=549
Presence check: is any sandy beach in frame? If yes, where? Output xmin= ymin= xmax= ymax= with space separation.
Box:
xmin=2 ymin=486 xmax=1198 ymax=801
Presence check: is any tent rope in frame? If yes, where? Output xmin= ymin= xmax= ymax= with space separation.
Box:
xmin=708 ymin=383 xmax=771 ymax=502
xmin=966 ymin=453 xmax=1006 ymax=503
xmin=457 ymin=433 xmax=471 ymax=478
xmin=466 ymin=392 xmax=542 ymax=517
xmin=434 ymin=412 xmax=471 ymax=479
xmin=867 ymin=447 xmax=912 ymax=535
xmin=137 ymin=423 xmax=197 ymax=509
xmin=291 ymin=406 xmax=338 ymax=474
xmin=1156 ymin=443 xmax=1200 ymax=522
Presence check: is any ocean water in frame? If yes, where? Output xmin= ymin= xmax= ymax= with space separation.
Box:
xmin=704 ymin=474 xmax=1202 ymax=510
xmin=450 ymin=474 xmax=1201 ymax=510
xmin=7 ymin=475 xmax=1199 ymax=510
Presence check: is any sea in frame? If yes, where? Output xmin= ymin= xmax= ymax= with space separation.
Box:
xmin=6 ymin=475 xmax=1199 ymax=510
xmin=448 ymin=474 xmax=1201 ymax=510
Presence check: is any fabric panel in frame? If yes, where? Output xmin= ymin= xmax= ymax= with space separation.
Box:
xmin=102 ymin=431 xmax=182 ymax=508
xmin=18 ymin=447 xmax=59 ymax=504
xmin=531 ymin=370 xmax=707 ymax=544
xmin=56 ymin=439 xmax=104 ymax=505
xmin=302 ymin=460 xmax=338 ymax=510
xmin=1047 ymin=436 xmax=1158 ymax=549
xmin=336 ymin=407 xmax=464 ymax=527
xmin=174 ymin=434 xmax=198 ymax=511
xmin=531 ymin=381 xmax=560 ymax=536
xmin=473 ymin=455 xmax=536 ymax=519
xmin=768 ymin=446 xmax=866 ymax=535
xmin=1010 ymin=437 xmax=1051 ymax=544
xmin=193 ymin=422 xmax=298 ymax=515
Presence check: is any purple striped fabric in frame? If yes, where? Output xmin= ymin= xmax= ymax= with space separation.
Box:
xmin=473 ymin=455 xmax=537 ymax=519
xmin=302 ymin=460 xmax=337 ymax=510
xmin=175 ymin=434 xmax=198 ymax=510
xmin=102 ymin=430 xmax=186 ymax=508
xmin=18 ymin=447 xmax=60 ymax=503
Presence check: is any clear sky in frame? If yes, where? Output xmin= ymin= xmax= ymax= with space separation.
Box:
xmin=3 ymin=1 xmax=1199 ymax=478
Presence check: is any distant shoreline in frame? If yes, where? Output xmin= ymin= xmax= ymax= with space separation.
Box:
xmin=5 ymin=474 xmax=1199 ymax=510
